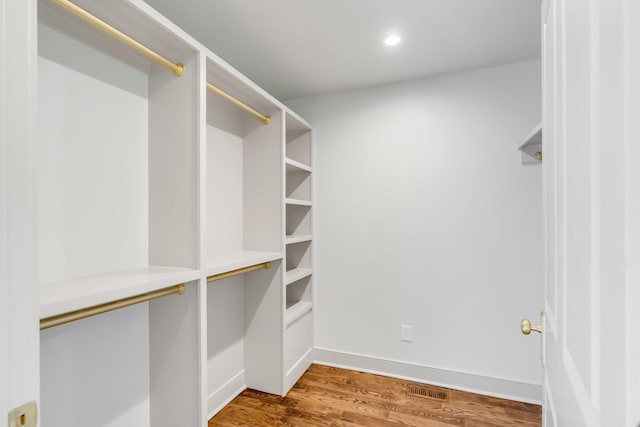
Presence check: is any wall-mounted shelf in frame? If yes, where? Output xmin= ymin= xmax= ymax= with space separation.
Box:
xmin=518 ymin=123 xmax=542 ymax=164
xmin=285 ymin=234 xmax=313 ymax=245
xmin=284 ymin=158 xmax=312 ymax=173
xmin=285 ymin=157 xmax=312 ymax=174
xmin=206 ymin=251 xmax=282 ymax=278
xmin=285 ymin=198 xmax=312 ymax=207
xmin=40 ymin=267 xmax=200 ymax=319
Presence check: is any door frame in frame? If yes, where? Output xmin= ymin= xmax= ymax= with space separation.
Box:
xmin=0 ymin=0 xmax=39 ymax=421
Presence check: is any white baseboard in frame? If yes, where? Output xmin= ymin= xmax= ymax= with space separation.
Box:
xmin=207 ymin=370 xmax=247 ymax=419
xmin=313 ymin=347 xmax=542 ymax=405
xmin=285 ymin=348 xmax=313 ymax=393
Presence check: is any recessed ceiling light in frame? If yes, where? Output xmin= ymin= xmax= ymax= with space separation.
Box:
xmin=384 ymin=35 xmax=401 ymax=46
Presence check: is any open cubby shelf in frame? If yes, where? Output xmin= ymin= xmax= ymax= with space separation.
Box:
xmin=285 ymin=268 xmax=313 ymax=286
xmin=285 ymin=157 xmax=312 ymax=173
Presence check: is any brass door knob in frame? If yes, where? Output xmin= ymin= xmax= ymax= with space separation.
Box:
xmin=521 ymin=318 xmax=542 ymax=335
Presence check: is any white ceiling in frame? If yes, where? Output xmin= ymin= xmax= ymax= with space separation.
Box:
xmin=144 ymin=0 xmax=541 ymax=100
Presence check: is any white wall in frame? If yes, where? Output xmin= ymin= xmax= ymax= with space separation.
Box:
xmin=286 ymin=60 xmax=543 ymax=401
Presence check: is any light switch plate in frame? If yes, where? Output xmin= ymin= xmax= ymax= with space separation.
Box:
xmin=8 ymin=401 xmax=37 ymax=427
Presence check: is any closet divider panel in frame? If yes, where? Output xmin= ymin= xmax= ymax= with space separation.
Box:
xmin=243 ymin=110 xmax=284 ymax=395
xmin=148 ymin=52 xmax=199 ymax=269
xmin=196 ymin=51 xmax=209 ymax=427
xmin=243 ymin=109 xmax=284 ymax=251
xmin=148 ymin=51 xmax=201 ymax=426
xmin=149 ymin=280 xmax=200 ymax=427
xmin=244 ymin=260 xmax=284 ymax=394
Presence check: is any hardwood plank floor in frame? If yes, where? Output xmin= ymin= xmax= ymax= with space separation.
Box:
xmin=209 ymin=365 xmax=541 ymax=426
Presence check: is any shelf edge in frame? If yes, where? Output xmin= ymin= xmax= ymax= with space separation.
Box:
xmin=285 ymin=301 xmax=313 ymax=326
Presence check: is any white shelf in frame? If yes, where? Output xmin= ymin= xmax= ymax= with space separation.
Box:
xmin=285 ymin=301 xmax=313 ymax=326
xmin=285 ymin=234 xmax=313 ymax=245
xmin=285 ymin=157 xmax=312 ymax=174
xmin=206 ymin=250 xmax=283 ymax=277
xmin=40 ymin=266 xmax=201 ymax=319
xmin=285 ymin=198 xmax=312 ymax=207
xmin=285 ymin=268 xmax=313 ymax=286
xmin=518 ymin=122 xmax=542 ymax=164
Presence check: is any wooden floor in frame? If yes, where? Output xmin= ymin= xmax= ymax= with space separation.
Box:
xmin=209 ymin=364 xmax=541 ymax=426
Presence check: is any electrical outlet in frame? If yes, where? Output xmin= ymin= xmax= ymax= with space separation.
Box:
xmin=401 ymin=324 xmax=412 ymax=342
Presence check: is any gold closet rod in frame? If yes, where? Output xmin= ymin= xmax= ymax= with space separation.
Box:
xmin=207 ymin=262 xmax=271 ymax=283
xmin=52 ymin=0 xmax=184 ymax=77
xmin=40 ymin=283 xmax=186 ymax=330
xmin=53 ymin=0 xmax=272 ymax=124
xmin=206 ymin=82 xmax=271 ymax=125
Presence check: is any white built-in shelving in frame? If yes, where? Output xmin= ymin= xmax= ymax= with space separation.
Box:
xmin=518 ymin=122 xmax=542 ymax=164
xmin=37 ymin=1 xmax=203 ymax=425
xmin=283 ymin=112 xmax=314 ymax=393
xmin=30 ymin=0 xmax=314 ymax=426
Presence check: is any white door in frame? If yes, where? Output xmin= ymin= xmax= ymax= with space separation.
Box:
xmin=535 ymin=0 xmax=640 ymax=425
xmin=0 ymin=0 xmax=40 ymax=425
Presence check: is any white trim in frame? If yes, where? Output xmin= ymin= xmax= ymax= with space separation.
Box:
xmin=588 ymin=0 xmax=602 ymax=413
xmin=207 ymin=370 xmax=246 ymax=419
xmin=313 ymin=347 xmax=542 ymax=405
xmin=544 ymin=372 xmax=558 ymax=427
xmin=285 ymin=348 xmax=313 ymax=392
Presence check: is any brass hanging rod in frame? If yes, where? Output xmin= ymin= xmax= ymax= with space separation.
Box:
xmin=206 ymin=82 xmax=271 ymax=125
xmin=40 ymin=283 xmax=186 ymax=330
xmin=207 ymin=262 xmax=271 ymax=283
xmin=52 ymin=0 xmax=184 ymax=77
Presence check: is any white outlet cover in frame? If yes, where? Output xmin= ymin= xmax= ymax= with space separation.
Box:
xmin=401 ymin=324 xmax=412 ymax=342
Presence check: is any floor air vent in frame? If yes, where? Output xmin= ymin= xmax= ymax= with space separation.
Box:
xmin=406 ymin=385 xmax=449 ymax=401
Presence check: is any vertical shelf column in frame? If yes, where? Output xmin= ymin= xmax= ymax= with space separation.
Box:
xmin=148 ymin=50 xmax=202 ymax=427
xmin=283 ymin=112 xmax=314 ymax=393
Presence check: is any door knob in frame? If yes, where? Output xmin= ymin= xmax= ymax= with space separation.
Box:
xmin=521 ymin=318 xmax=542 ymax=335
xmin=520 ymin=312 xmax=545 ymax=368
